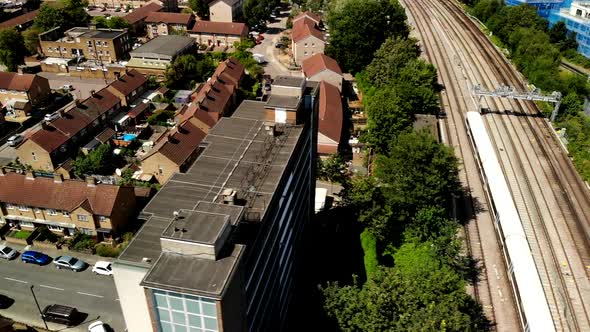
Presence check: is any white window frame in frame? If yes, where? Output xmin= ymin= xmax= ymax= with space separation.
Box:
xmin=20 ymin=221 xmax=34 ymax=227
xmin=18 ymin=205 xmax=29 ymax=211
xmin=5 ymin=203 xmax=14 ymax=209
xmin=47 ymin=209 xmax=57 ymax=216
xmin=77 ymin=214 xmax=88 ymax=222
xmin=48 ymin=225 xmax=63 ymax=231
xmin=62 ymin=211 xmax=70 ymax=217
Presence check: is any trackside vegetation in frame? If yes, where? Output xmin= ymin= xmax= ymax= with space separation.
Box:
xmin=463 ymin=0 xmax=590 ymax=182
xmin=317 ymin=0 xmax=491 ymax=330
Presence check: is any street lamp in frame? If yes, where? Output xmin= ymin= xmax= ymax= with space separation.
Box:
xmin=30 ymin=285 xmax=49 ymax=330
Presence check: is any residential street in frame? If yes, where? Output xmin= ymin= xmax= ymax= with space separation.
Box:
xmin=0 ymin=242 xmax=124 ymax=332
xmin=251 ymin=9 xmax=302 ymax=78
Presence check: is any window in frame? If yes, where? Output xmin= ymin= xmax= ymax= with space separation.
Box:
xmin=47 ymin=209 xmax=57 ymax=215
xmin=61 ymin=47 xmax=66 ymax=52
xmin=105 ymin=50 xmax=110 ymax=55
xmin=98 ymin=215 xmax=108 ymax=222
xmin=311 ymin=43 xmax=315 ymax=47
xmin=5 ymin=203 xmax=14 ymax=209
xmin=304 ymin=51 xmax=308 ymax=55
xmin=20 ymin=221 xmax=34 ymax=227
xmin=153 ymin=290 xmax=219 ymax=332
xmin=103 ymin=41 xmax=108 ymax=47
xmin=62 ymin=211 xmax=69 ymax=217
xmin=304 ymin=43 xmax=308 ymax=47
xmin=98 ymin=50 xmax=103 ymax=55
xmin=18 ymin=205 xmax=28 ymax=211
xmin=34 ymin=208 xmax=41 ymax=213
xmin=31 ymin=152 xmax=37 ymax=161
xmin=77 ymin=214 xmax=88 ymax=222
xmin=48 ymin=225 xmax=63 ymax=231
xmin=86 ymin=41 xmax=92 ymax=46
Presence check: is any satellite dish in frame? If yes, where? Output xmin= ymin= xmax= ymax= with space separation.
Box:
xmin=115 ymin=168 xmax=122 ymax=176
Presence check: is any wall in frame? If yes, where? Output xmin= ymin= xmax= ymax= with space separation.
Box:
xmin=141 ymin=152 xmax=179 ymax=184
xmin=294 ymin=36 xmax=324 ymax=64
xmin=210 ymin=1 xmax=233 ymax=23
xmin=109 ymin=186 xmax=137 ymax=233
xmin=28 ymin=76 xmax=51 ymax=105
xmin=113 ymin=262 xmax=153 ymax=332
xmin=190 ymin=32 xmax=242 ymax=48
xmin=16 ymin=139 xmax=55 ymax=171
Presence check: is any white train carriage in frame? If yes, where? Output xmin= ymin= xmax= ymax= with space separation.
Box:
xmin=465 ymin=111 xmax=555 ymax=332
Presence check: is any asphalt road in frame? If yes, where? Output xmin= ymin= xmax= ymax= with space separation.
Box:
xmin=0 ymin=251 xmax=124 ymax=332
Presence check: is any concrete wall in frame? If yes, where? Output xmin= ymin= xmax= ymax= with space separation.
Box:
xmin=113 ymin=262 xmax=153 ymax=332
xmin=209 ymin=1 xmax=233 ymax=22
xmin=160 ymin=237 xmax=216 ymax=259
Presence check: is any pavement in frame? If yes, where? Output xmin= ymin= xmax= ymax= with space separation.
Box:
xmin=251 ymin=9 xmax=303 ymax=78
xmin=38 ymin=73 xmax=111 ymax=100
xmin=0 ymin=241 xmax=124 ymax=332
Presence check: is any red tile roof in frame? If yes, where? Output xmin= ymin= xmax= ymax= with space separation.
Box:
xmin=292 ymin=17 xmax=323 ymax=43
xmin=124 ymin=2 xmax=164 ymax=24
xmin=127 ymin=102 xmax=150 ymax=119
xmin=143 ymin=120 xmax=206 ymax=166
xmin=191 ymin=21 xmax=248 ymax=36
xmin=0 ymin=9 xmax=39 ymax=29
xmin=145 ymin=12 xmax=193 ymax=25
xmin=293 ymin=11 xmax=321 ymax=24
xmin=0 ymin=72 xmax=38 ymax=91
xmin=302 ymin=54 xmax=342 ymax=78
xmin=108 ymin=69 xmax=147 ymax=97
xmin=318 ymin=81 xmax=343 ymax=144
xmin=0 ymin=172 xmax=127 ymax=216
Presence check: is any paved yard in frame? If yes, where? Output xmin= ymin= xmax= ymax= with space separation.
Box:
xmin=38 ymin=72 xmax=111 ymax=100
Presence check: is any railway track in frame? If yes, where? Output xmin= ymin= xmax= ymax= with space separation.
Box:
xmin=402 ymin=0 xmax=590 ymax=330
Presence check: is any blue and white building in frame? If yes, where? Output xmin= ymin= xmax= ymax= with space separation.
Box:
xmin=505 ymin=0 xmax=569 ymax=18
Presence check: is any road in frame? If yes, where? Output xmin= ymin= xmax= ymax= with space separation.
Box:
xmin=0 ymin=243 xmax=124 ymax=332
xmin=251 ymin=8 xmax=302 ymax=78
xmin=38 ymin=72 xmax=111 ymax=100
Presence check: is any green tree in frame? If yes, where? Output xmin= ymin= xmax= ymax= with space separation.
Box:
xmin=471 ymin=0 xmax=501 ymax=22
xmin=93 ymin=16 xmax=130 ymax=29
xmin=363 ymin=37 xmax=422 ymax=88
xmin=189 ymin=0 xmax=209 ymax=19
xmin=549 ymin=20 xmax=568 ymax=44
xmin=34 ymin=0 xmax=89 ymax=31
xmin=63 ymin=0 xmax=90 ymax=27
xmin=165 ymin=54 xmax=215 ymax=89
xmin=74 ymin=144 xmax=115 ymax=177
xmin=243 ymin=0 xmax=276 ymax=27
xmin=487 ymin=4 xmax=547 ymax=42
xmin=322 ymin=245 xmax=490 ymax=331
xmin=147 ymin=109 xmax=176 ymax=125
xmin=34 ymin=4 xmax=67 ymax=31
xmin=0 ymin=29 xmax=26 ymax=71
xmin=22 ymin=27 xmax=42 ymax=54
xmin=326 ymin=0 xmax=409 ymax=73
xmin=318 ymin=153 xmax=347 ymax=183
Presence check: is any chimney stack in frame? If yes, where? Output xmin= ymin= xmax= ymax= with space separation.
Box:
xmin=86 ymin=176 xmax=96 ymax=187
xmin=54 ymin=173 xmax=63 ymax=183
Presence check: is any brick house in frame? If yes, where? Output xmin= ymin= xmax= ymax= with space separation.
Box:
xmin=291 ymin=13 xmax=325 ymax=64
xmin=145 ymin=12 xmax=194 ymax=39
xmin=122 ymin=1 xmax=164 ymax=31
xmin=140 ymin=120 xmax=206 ymax=184
xmin=208 ymin=0 xmax=244 ymax=22
xmin=317 ymin=81 xmax=343 ymax=155
xmin=106 ymin=69 xmax=148 ymax=107
xmin=302 ymin=53 xmax=343 ymax=92
xmin=0 ymin=170 xmax=136 ymax=239
xmin=190 ymin=21 xmax=248 ymax=48
xmin=0 ymin=72 xmax=51 ymax=107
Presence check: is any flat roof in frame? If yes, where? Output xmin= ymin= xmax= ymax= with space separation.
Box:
xmin=68 ymin=27 xmax=126 ymax=39
xmin=119 ymin=99 xmax=305 ymax=296
xmin=130 ymin=35 xmax=194 ymax=59
xmin=266 ymin=95 xmax=301 ymax=109
xmin=272 ymin=76 xmax=305 ymax=88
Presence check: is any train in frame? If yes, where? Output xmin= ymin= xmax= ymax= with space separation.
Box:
xmin=465 ymin=111 xmax=555 ymax=332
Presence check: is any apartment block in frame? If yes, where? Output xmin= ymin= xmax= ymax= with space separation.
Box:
xmin=39 ymin=27 xmax=133 ymax=63
xmin=209 ymin=0 xmax=244 ymax=23
xmin=113 ymin=79 xmax=319 ymax=332
xmin=0 ymin=170 xmax=136 ymax=239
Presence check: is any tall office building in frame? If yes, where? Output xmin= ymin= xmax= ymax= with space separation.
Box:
xmin=113 ymin=76 xmax=318 ymax=332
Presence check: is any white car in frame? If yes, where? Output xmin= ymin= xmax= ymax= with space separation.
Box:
xmin=7 ymin=134 xmax=23 ymax=147
xmin=92 ymin=261 xmax=112 ymax=276
xmin=0 ymin=245 xmax=17 ymax=260
xmin=88 ymin=321 xmax=107 ymax=332
xmin=44 ymin=112 xmax=59 ymax=122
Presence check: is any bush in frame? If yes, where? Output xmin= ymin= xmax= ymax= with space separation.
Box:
xmin=96 ymin=244 xmax=122 ymax=257
xmin=360 ymin=229 xmax=378 ymax=278
xmin=35 ymin=226 xmax=60 ymax=243
xmin=147 ymin=109 xmax=176 ymax=126
xmin=72 ymin=234 xmax=95 ymax=251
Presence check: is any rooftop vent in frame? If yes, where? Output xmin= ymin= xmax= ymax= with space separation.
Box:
xmin=222 ymin=188 xmax=237 ymax=205
xmin=142 ymin=257 xmax=151 ymax=263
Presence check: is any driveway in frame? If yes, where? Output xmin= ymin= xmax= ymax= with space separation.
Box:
xmin=251 ymin=9 xmax=302 ymax=78
xmin=0 ymin=241 xmax=124 ymax=332
xmin=38 ymin=72 xmax=111 ymax=100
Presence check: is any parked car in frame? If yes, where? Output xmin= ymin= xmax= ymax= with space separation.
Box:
xmin=275 ymin=42 xmax=285 ymax=49
xmin=21 ymin=250 xmax=51 ymax=265
xmin=7 ymin=134 xmax=23 ymax=147
xmin=88 ymin=321 xmax=107 ymax=332
xmin=44 ymin=112 xmax=59 ymax=122
xmin=0 ymin=245 xmax=17 ymax=260
xmin=92 ymin=261 xmax=112 ymax=276
xmin=53 ymin=255 xmax=87 ymax=272
xmin=61 ymin=84 xmax=74 ymax=91
xmin=42 ymin=304 xmax=79 ymax=326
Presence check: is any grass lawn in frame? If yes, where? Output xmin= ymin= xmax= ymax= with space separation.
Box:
xmin=8 ymin=230 xmax=32 ymax=240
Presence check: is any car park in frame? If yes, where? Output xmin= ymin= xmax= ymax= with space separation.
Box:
xmin=7 ymin=134 xmax=23 ymax=147
xmin=92 ymin=261 xmax=113 ymax=276
xmin=88 ymin=321 xmax=108 ymax=332
xmin=21 ymin=250 xmax=51 ymax=265
xmin=54 ymin=255 xmax=87 ymax=272
xmin=42 ymin=304 xmax=79 ymax=326
xmin=0 ymin=245 xmax=17 ymax=260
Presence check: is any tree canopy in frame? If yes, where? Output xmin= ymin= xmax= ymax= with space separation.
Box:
xmin=188 ymin=0 xmax=209 ymax=19
xmin=93 ymin=16 xmax=130 ymax=29
xmin=34 ymin=0 xmax=90 ymax=31
xmin=165 ymin=54 xmax=215 ymax=89
xmin=0 ymin=29 xmax=26 ymax=71
xmin=74 ymin=144 xmax=116 ymax=177
xmin=243 ymin=0 xmax=279 ymax=26
xmin=325 ymin=0 xmax=409 ymax=73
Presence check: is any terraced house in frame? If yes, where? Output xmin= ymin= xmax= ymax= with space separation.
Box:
xmin=0 ymin=170 xmax=136 ymax=240
xmin=145 ymin=12 xmax=194 ymax=39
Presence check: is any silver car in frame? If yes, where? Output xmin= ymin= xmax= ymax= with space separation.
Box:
xmin=53 ymin=255 xmax=87 ymax=272
xmin=0 ymin=245 xmax=17 ymax=260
